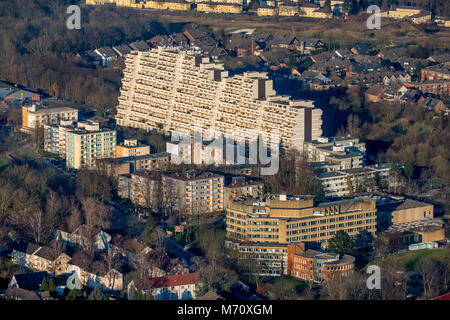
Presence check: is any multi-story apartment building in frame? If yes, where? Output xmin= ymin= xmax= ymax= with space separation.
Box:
xmin=415 ymin=80 xmax=450 ymax=96
xmin=127 ymin=170 xmax=165 ymax=211
xmin=96 ymin=152 xmax=170 ymax=176
xmin=196 ymin=3 xmax=242 ymax=13
xmin=317 ymin=164 xmax=391 ymax=197
xmin=304 ymin=136 xmax=366 ymax=170
xmin=257 ymin=5 xmax=277 ymax=16
xmin=119 ymin=170 xmax=225 ymax=214
xmin=115 ymin=139 xmax=150 ymax=158
xmin=226 ymin=194 xmax=374 ymax=275
xmin=421 ymin=64 xmax=450 ymax=81
xmin=22 ymin=104 xmax=78 ymax=132
xmin=287 ymin=242 xmax=355 ymax=282
xmin=381 ymin=6 xmax=431 ymax=24
xmin=164 ymin=171 xmax=225 ymax=214
xmin=143 ymin=0 xmax=191 ymax=11
xmin=66 ymin=121 xmax=116 ymax=169
xmin=43 ymin=120 xmax=76 ymax=158
xmin=86 ymin=0 xmax=140 ymax=7
xmin=115 ymin=47 xmax=323 ymax=152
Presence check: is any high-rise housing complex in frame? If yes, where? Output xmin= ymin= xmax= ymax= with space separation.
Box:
xmin=66 ymin=121 xmax=116 ymax=169
xmin=115 ymin=47 xmax=323 ymax=152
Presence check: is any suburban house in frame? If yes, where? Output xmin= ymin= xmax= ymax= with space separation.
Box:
xmin=56 ymin=224 xmax=112 ymax=251
xmin=11 ymin=242 xmax=71 ymax=276
xmin=128 ymin=272 xmax=202 ymax=300
xmin=8 ymin=272 xmax=49 ymax=291
xmin=66 ymin=264 xmax=124 ymax=291
xmin=108 ymin=234 xmax=152 ymax=262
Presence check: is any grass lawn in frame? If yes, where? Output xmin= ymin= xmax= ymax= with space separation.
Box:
xmin=260 ymin=275 xmax=317 ymax=291
xmin=369 ymin=248 xmax=450 ymax=271
xmin=42 ymin=151 xmax=60 ymax=159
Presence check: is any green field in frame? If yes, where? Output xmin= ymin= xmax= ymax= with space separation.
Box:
xmin=370 ymin=248 xmax=450 ymax=271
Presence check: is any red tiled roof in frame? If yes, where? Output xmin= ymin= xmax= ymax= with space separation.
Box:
xmin=431 ymin=293 xmax=450 ymax=300
xmin=151 ymin=273 xmax=199 ymax=288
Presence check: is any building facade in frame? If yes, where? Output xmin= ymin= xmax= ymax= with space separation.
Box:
xmin=22 ymin=105 xmax=78 ymax=131
xmin=66 ymin=122 xmax=116 ymax=169
xmin=115 ymin=47 xmax=323 ymax=152
xmin=115 ymin=139 xmax=150 ymax=158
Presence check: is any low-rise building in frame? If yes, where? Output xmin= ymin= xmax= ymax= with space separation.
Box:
xmin=196 ymin=3 xmax=242 ymax=14
xmin=304 ymin=136 xmax=366 ymax=170
xmin=376 ymin=197 xmax=434 ymax=231
xmin=22 ymin=104 xmax=78 ymax=131
xmin=11 ymin=242 xmax=71 ymax=276
xmin=96 ymin=152 xmax=171 ymax=176
xmin=56 ymin=224 xmax=112 ymax=252
xmin=116 ymin=139 xmax=150 ymax=158
xmin=144 ymin=0 xmax=191 ymax=11
xmin=224 ymin=176 xmax=263 ymax=207
xmin=287 ymin=242 xmax=355 ymax=282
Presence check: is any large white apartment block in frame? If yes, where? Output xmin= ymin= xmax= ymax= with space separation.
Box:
xmin=115 ymin=46 xmax=322 ymax=152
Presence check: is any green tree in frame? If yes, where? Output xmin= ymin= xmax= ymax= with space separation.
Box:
xmin=40 ymin=277 xmax=49 ymax=292
xmin=141 ymin=215 xmax=156 ymax=245
xmin=328 ymin=230 xmax=356 ymax=254
xmin=403 ymin=162 xmax=414 ymax=181
xmin=47 ymin=278 xmax=56 ymax=294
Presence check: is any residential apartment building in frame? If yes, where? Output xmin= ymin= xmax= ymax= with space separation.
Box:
xmin=66 ymin=121 xmax=116 ymax=169
xmin=43 ymin=120 xmax=76 ymax=158
xmin=115 ymin=47 xmax=323 ymax=152
xmin=287 ymin=242 xmax=355 ymax=282
xmin=317 ymin=164 xmax=391 ymax=197
xmin=196 ymin=3 xmax=242 ymax=13
xmin=226 ymin=194 xmax=375 ymax=275
xmin=304 ymin=136 xmax=366 ymax=170
xmin=127 ymin=170 xmax=165 ymax=211
xmin=115 ymin=139 xmax=150 ymax=158
xmin=381 ymin=6 xmax=431 ymax=24
xmin=164 ymin=171 xmax=225 ymax=214
xmin=96 ymin=152 xmax=170 ymax=177
xmin=143 ymin=0 xmax=191 ymax=11
xmin=118 ymin=170 xmax=225 ymax=214
xmin=22 ymin=104 xmax=78 ymax=131
xmin=421 ymin=64 xmax=450 ymax=81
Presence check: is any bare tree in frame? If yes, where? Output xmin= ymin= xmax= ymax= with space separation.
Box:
xmin=415 ymin=257 xmax=440 ymax=299
xmin=22 ymin=208 xmax=49 ymax=244
xmin=132 ymin=252 xmax=152 ymax=280
xmin=82 ymin=197 xmax=112 ymax=230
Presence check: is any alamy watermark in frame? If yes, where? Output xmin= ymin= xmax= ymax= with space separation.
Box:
xmin=366 ymin=265 xmax=381 ymax=289
xmin=66 ymin=5 xmax=81 ymax=30
xmin=367 ymin=5 xmax=381 ymax=30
